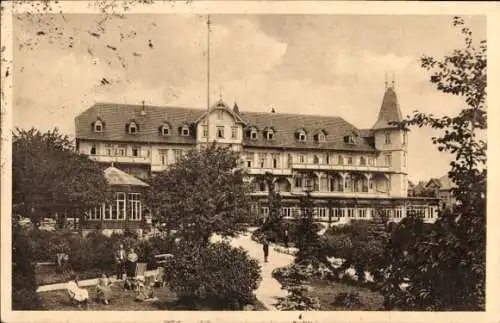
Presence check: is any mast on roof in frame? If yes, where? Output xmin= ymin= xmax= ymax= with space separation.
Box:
xmin=206 ymin=14 xmax=211 ymax=144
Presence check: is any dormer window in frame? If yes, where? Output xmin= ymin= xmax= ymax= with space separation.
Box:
xmin=127 ymin=121 xmax=138 ymax=135
xmin=318 ymin=134 xmax=325 ymax=142
xmin=159 ymin=123 xmax=171 ymax=136
xmin=343 ymin=135 xmax=355 ymax=144
xmin=248 ymin=127 xmax=258 ymax=140
xmin=296 ymin=129 xmax=307 ymax=142
xmin=93 ymin=119 xmax=104 ymax=133
xmin=181 ymin=125 xmax=190 ymax=137
xmin=264 ymin=128 xmax=275 ymax=141
xmin=314 ymin=130 xmax=327 ymax=143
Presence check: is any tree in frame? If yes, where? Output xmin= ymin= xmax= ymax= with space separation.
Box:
xmin=382 ymin=16 xmax=486 ymax=310
xmin=12 ymin=127 xmax=110 ymax=228
xmin=259 ymin=171 xmax=283 ymax=240
xmin=150 ymin=143 xmax=250 ymax=246
xmin=294 ymin=186 xmax=323 ymax=267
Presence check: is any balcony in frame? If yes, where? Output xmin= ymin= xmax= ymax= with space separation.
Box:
xmin=88 ymin=155 xmax=151 ymax=165
xmin=290 ymin=162 xmax=390 ymax=172
xmin=246 ymin=167 xmax=293 ymax=176
xmin=249 ymin=190 xmax=390 ymax=198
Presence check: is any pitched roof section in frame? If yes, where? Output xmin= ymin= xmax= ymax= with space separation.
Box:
xmin=76 ymin=102 xmax=376 ymax=152
xmin=240 ymin=111 xmax=375 ymax=151
xmin=104 ymin=166 xmax=149 ymax=187
xmin=75 ymin=103 xmax=203 ymax=144
xmin=372 ymin=86 xmax=403 ymax=130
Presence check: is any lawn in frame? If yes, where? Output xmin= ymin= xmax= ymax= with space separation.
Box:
xmin=35 ymin=264 xmax=103 ymax=285
xmin=39 ymin=281 xmax=267 ymax=311
xmin=307 ymin=278 xmax=384 ymax=311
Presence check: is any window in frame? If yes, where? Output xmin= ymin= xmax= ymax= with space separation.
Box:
xmin=344 ymin=135 xmax=355 ymax=144
xmin=360 ymin=156 xmax=366 ymax=166
xmin=87 ymin=204 xmax=104 ymax=220
xmin=181 ymin=126 xmax=190 ymax=136
xmin=159 ymin=149 xmax=169 ymax=165
xmin=338 ymin=155 xmax=344 ymax=164
xmin=358 ymin=208 xmax=367 ymax=218
xmin=105 ymin=144 xmax=112 ymax=156
xmin=317 ymin=208 xmax=327 ymax=218
xmin=115 ymin=144 xmax=126 ymax=156
xmin=128 ymin=122 xmax=138 ymax=134
xmin=317 ymin=133 xmax=326 ymax=143
xmin=287 ymin=154 xmax=292 ymax=167
xmin=161 ymin=125 xmax=170 ymax=136
xmin=246 ymin=153 xmax=253 ymax=168
xmin=385 ymin=132 xmax=391 ymax=144
xmin=259 ymin=153 xmax=266 ymax=168
xmin=325 ymin=154 xmax=330 ymax=164
xmin=267 ymin=131 xmax=274 ymax=140
xmin=202 ymin=125 xmax=208 ymax=138
xmin=217 ymin=126 xmax=224 ymax=139
xmin=217 ymin=110 xmax=224 ymax=120
xmin=261 ymin=207 xmax=269 ymax=217
xmin=128 ymin=193 xmax=142 ymax=220
xmin=132 ymin=146 xmax=140 ymax=157
xmin=272 ymin=154 xmax=279 ymax=168
xmin=299 ymin=154 xmax=306 ymax=163
xmin=231 ymin=127 xmax=237 ymax=139
xmin=174 ymin=149 xmax=183 ymax=163
xmin=347 ymin=208 xmax=355 ymax=218
xmin=90 ymin=145 xmax=96 ymax=155
xmin=295 ymin=177 xmax=303 ymax=188
xmin=116 ymin=192 xmax=126 ymax=220
xmin=347 ymin=156 xmax=353 ymax=165
xmin=313 ymin=155 xmax=319 ymax=164
xmin=94 ymin=120 xmax=103 ymax=132
xmin=298 ymin=131 xmax=306 ymax=142
xmin=385 ymin=153 xmax=392 ymax=167
xmin=368 ymin=157 xmax=375 ymax=166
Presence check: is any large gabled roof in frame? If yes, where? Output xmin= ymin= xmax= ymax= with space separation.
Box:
xmin=76 ymin=102 xmax=377 ymax=152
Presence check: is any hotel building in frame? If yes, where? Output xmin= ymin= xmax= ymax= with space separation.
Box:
xmin=75 ymin=83 xmax=439 ymax=227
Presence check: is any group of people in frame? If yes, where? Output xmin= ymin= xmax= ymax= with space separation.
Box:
xmin=65 ymin=244 xmax=150 ymax=308
xmin=115 ymin=244 xmax=138 ymax=281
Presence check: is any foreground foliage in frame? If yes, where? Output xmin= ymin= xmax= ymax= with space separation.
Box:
xmin=165 ymin=241 xmax=262 ymax=310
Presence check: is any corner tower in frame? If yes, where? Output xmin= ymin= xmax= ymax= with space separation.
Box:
xmin=372 ymin=81 xmax=408 ymax=197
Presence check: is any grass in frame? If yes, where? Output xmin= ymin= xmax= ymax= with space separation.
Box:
xmin=39 ymin=281 xmax=267 ymax=311
xmin=35 ymin=264 xmax=103 ymax=285
xmin=307 ymin=278 xmax=384 ymax=311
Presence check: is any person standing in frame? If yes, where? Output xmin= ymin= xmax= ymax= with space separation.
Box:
xmin=262 ymin=237 xmax=269 ymax=263
xmin=284 ymin=229 xmax=289 ymax=248
xmin=115 ymin=244 xmax=126 ymax=280
xmin=127 ymin=248 xmax=139 ymax=279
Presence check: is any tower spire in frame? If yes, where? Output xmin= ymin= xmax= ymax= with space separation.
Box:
xmin=384 ymin=72 xmax=388 ymax=89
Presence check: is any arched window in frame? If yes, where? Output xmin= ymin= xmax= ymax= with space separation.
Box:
xmin=266 ymin=129 xmax=275 ymax=141
xmin=296 ymin=129 xmax=307 ymax=142
xmin=181 ymin=125 xmax=190 ymax=136
xmin=160 ymin=124 xmax=170 ymax=136
xmin=93 ymin=119 xmax=103 ymax=132
xmin=128 ymin=121 xmax=138 ymax=134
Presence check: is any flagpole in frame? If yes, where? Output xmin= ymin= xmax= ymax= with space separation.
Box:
xmin=206 ymin=14 xmax=211 ymax=145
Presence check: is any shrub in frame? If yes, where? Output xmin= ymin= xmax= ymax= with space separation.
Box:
xmin=276 ymin=285 xmax=321 ymax=311
xmin=165 ymin=241 xmax=262 ymax=309
xmin=12 ymin=222 xmax=44 ymax=310
xmin=332 ymin=292 xmax=363 ymax=309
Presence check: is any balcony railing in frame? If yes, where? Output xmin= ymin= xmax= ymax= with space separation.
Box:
xmin=88 ymin=154 xmax=151 ymax=164
xmin=246 ymin=168 xmax=293 ymax=176
xmin=249 ymin=190 xmax=391 ymax=198
xmin=290 ymin=162 xmax=390 ymax=172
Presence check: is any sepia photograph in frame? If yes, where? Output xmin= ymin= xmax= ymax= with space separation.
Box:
xmin=0 ymin=1 xmax=498 ymax=322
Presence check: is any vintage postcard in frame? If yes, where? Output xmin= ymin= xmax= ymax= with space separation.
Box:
xmin=1 ymin=1 xmax=499 ymax=323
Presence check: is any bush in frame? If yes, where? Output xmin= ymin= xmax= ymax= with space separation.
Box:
xmin=332 ymin=292 xmax=363 ymax=309
xmin=12 ymin=222 xmax=44 ymax=310
xmin=276 ymin=285 xmax=321 ymax=311
xmin=165 ymin=241 xmax=262 ymax=309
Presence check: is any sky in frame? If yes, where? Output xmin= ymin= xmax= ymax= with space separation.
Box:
xmin=12 ymin=13 xmax=486 ymax=182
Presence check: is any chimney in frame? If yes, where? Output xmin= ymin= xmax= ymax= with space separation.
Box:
xmin=140 ymin=100 xmax=146 ymax=116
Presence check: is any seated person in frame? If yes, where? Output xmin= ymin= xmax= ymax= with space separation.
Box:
xmin=67 ymin=275 xmax=89 ymax=308
xmin=96 ymin=273 xmax=113 ymax=305
xmin=135 ymin=277 xmax=157 ymax=302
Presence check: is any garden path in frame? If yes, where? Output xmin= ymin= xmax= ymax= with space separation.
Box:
xmin=212 ymin=231 xmax=295 ymax=310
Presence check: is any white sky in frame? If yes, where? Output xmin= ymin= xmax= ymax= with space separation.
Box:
xmin=12 ymin=13 xmax=486 ymax=182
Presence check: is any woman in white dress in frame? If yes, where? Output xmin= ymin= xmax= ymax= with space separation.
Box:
xmin=67 ymin=275 xmax=89 ymax=308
